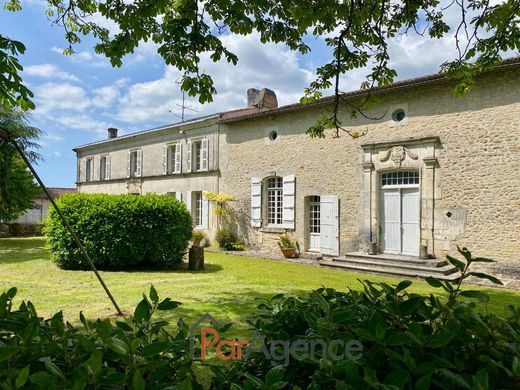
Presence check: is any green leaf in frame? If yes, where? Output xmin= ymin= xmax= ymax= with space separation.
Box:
xmin=460 ymin=290 xmax=489 ymax=302
xmin=396 ymin=280 xmax=413 ymax=292
xmin=424 ymin=277 xmax=443 ymax=288
xmin=106 ymin=337 xmax=129 ymax=356
xmin=265 ymin=365 xmax=285 ymax=385
xmin=140 ymin=341 xmax=172 ymax=357
xmin=427 ymin=332 xmax=455 ymax=348
xmin=312 ymin=291 xmax=330 ymax=314
xmin=472 ymin=257 xmax=495 ymax=263
xmin=83 ymin=350 xmax=102 ymax=377
xmin=149 ymin=284 xmax=159 ymax=304
xmin=45 ymin=360 xmax=66 ymax=380
xmin=414 ymin=375 xmax=431 ymax=390
xmin=385 ymin=332 xmax=411 ymax=346
xmin=132 ymin=370 xmax=145 ymax=390
xmin=0 ymin=347 xmax=20 ymax=362
xmin=133 ymin=298 xmax=151 ymax=322
xmin=6 ymin=287 xmax=17 ymax=299
xmin=468 ymin=272 xmax=503 ymax=285
xmin=446 ymin=255 xmax=465 ymax=272
xmin=472 ymin=368 xmax=489 ymax=390
xmin=15 ymin=366 xmax=30 ymax=388
xmin=439 ymin=368 xmax=471 ymax=389
xmin=157 ymin=298 xmax=181 ymax=310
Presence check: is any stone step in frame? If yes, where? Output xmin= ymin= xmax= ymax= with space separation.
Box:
xmin=320 ymin=261 xmax=461 ymax=282
xmin=333 ymin=257 xmax=451 ymax=272
xmin=337 ymin=252 xmax=447 ymax=267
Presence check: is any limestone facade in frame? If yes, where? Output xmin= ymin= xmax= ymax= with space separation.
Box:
xmin=74 ymin=60 xmax=520 ymax=271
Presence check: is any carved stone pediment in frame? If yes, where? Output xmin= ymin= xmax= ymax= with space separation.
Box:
xmin=380 ymin=145 xmax=418 ymax=167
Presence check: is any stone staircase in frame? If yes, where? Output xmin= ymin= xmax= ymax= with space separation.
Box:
xmin=320 ymin=252 xmax=460 ymax=281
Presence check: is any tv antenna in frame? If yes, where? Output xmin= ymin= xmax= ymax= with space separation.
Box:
xmin=169 ymin=85 xmax=198 ymax=122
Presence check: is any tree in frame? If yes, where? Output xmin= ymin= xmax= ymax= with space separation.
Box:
xmin=0 ymin=109 xmax=42 ymax=221
xmin=1 ymin=0 xmax=519 ymax=137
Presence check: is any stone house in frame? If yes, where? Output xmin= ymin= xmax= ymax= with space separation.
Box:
xmin=74 ymin=57 xmax=520 ymax=277
xmin=0 ymin=187 xmax=76 ymax=237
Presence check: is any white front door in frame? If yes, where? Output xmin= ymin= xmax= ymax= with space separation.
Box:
xmin=380 ymin=187 xmax=420 ymax=256
xmin=307 ymin=196 xmax=321 ymax=252
xmin=320 ymin=195 xmax=339 ymax=256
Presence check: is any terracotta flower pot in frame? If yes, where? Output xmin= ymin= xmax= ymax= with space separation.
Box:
xmin=281 ymin=248 xmax=296 ymax=258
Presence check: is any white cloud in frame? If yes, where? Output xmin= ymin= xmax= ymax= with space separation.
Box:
xmin=115 ymin=32 xmax=315 ymax=124
xmin=51 ymin=47 xmax=109 ymax=68
xmin=33 ymin=82 xmax=90 ymax=114
xmin=24 ymin=64 xmax=80 ymax=82
xmin=91 ymin=86 xmax=120 ymax=108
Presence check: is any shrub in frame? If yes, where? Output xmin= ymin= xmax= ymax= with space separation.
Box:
xmin=0 ymin=286 xmax=204 ymax=389
xmin=232 ymin=240 xmax=246 ymax=251
xmin=213 ymin=247 xmax=520 ymax=389
xmin=44 ymin=193 xmax=192 ymax=270
xmin=278 ymin=234 xmax=296 ymax=249
xmin=215 ymin=228 xmax=238 ymax=251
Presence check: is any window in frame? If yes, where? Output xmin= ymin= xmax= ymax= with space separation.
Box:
xmin=392 ymin=109 xmax=406 ymax=122
xmin=381 ymin=171 xmax=419 ymax=187
xmin=308 ymin=196 xmax=321 ymax=234
xmin=85 ymin=158 xmax=93 ymax=182
xmin=267 ymin=177 xmax=283 ymax=225
xmin=165 ymin=143 xmax=181 ymax=174
xmin=193 ymin=191 xmax=203 ymax=227
xmin=251 ymin=175 xmax=295 ymax=229
xmin=188 ymin=138 xmax=208 ymax=172
xmin=100 ymin=156 xmax=110 ymax=181
xmin=128 ymin=150 xmax=142 ymax=178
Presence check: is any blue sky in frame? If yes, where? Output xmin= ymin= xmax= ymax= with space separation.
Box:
xmin=3 ymin=1 xmax=476 ymax=187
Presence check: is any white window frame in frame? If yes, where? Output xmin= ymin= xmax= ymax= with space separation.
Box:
xmin=129 ymin=149 xmax=142 ymax=178
xmin=190 ymin=138 xmax=209 ymax=172
xmin=99 ymin=155 xmax=110 ymax=181
xmin=165 ymin=143 xmax=182 ymax=174
xmin=381 ymin=171 xmax=420 ymax=188
xmin=266 ymin=176 xmax=284 ymax=226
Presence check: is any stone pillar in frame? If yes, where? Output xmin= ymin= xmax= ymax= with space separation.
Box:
xmin=422 ymin=156 xmax=438 ymax=257
xmin=189 ymin=246 xmax=205 ymax=270
xmin=361 ymin=161 xmax=375 ymax=252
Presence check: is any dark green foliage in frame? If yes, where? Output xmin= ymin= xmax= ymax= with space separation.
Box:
xmin=0 ymin=108 xmax=42 ymax=221
xmin=0 ymin=286 xmax=204 ymax=389
xmin=215 ymin=228 xmax=245 ymax=251
xmin=213 ymin=249 xmax=520 ymax=389
xmin=44 ymin=193 xmax=192 ymax=270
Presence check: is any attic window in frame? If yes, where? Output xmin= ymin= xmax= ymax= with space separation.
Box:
xmin=392 ymin=109 xmax=406 ymax=122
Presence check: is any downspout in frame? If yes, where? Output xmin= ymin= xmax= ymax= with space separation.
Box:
xmin=431 ymin=147 xmax=436 ymax=257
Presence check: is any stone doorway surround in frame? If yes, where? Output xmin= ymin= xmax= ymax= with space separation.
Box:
xmin=360 ymin=137 xmax=440 ymax=257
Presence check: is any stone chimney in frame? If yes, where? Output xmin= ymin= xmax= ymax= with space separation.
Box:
xmin=107 ymin=127 xmax=118 ymax=139
xmin=247 ymin=88 xmax=278 ymax=109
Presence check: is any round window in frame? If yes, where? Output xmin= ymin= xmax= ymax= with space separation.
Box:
xmin=268 ymin=131 xmax=278 ymax=141
xmin=392 ymin=109 xmax=406 ymax=122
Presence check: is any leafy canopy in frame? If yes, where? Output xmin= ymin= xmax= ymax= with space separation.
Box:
xmin=0 ymin=109 xmax=41 ymax=221
xmin=1 ymin=0 xmax=519 ymax=137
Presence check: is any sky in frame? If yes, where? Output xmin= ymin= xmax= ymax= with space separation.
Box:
xmin=1 ymin=0 xmax=499 ymax=187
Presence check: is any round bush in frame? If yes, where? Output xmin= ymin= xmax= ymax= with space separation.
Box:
xmin=44 ymin=193 xmax=193 ymax=270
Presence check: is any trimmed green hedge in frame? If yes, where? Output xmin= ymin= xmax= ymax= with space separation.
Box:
xmin=44 ymin=193 xmax=192 ymax=270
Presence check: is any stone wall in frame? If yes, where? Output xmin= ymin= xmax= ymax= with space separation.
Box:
xmin=219 ymin=66 xmax=520 ymax=272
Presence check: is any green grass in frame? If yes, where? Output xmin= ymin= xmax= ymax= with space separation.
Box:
xmin=1 ymin=237 xmax=519 ymax=335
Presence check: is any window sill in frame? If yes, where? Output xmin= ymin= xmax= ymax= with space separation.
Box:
xmin=259 ymin=226 xmax=286 ymax=233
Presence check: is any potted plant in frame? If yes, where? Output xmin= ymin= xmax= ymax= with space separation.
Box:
xmin=191 ymin=230 xmax=205 ymax=247
xmin=278 ymin=234 xmax=296 ymax=258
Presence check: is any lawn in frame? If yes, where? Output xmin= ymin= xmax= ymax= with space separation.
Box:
xmin=1 ymin=237 xmax=519 ymax=336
